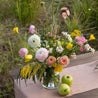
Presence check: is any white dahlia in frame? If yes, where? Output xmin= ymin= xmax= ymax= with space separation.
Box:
xmin=28 ymin=34 xmax=40 ymax=48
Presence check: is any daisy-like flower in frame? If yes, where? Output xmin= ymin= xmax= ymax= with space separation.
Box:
xmin=56 ymin=46 xmax=64 ymax=53
xmin=28 ymin=34 xmax=40 ymax=48
xmin=35 ymin=48 xmax=49 ymax=62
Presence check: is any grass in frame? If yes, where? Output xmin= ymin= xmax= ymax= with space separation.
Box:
xmin=0 ymin=0 xmax=98 ymax=97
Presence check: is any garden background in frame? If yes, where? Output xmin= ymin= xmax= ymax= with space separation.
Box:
xmin=0 ymin=0 xmax=98 ymax=97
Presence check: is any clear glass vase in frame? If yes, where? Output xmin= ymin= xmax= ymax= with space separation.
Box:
xmin=42 ymin=72 xmax=60 ymax=90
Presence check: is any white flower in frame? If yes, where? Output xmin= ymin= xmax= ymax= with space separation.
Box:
xmin=28 ymin=34 xmax=40 ymax=48
xmin=56 ymin=46 xmax=64 ymax=53
xmin=84 ymin=44 xmax=91 ymax=51
xmin=90 ymin=48 xmax=95 ymax=54
xmin=49 ymin=48 xmax=53 ymax=53
xmin=63 ymin=32 xmax=68 ymax=37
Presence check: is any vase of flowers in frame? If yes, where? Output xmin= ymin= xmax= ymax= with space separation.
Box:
xmin=15 ymin=23 xmax=95 ymax=90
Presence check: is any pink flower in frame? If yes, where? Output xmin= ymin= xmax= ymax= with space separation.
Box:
xmin=58 ymin=56 xmax=69 ymax=66
xmin=81 ymin=37 xmax=87 ymax=43
xmin=29 ymin=25 xmax=35 ymax=34
xmin=62 ymin=12 xmax=67 ymax=19
xmin=75 ymin=36 xmax=87 ymax=46
xmin=80 ymin=47 xmax=84 ymax=52
xmin=76 ymin=40 xmax=83 ymax=46
xmin=61 ymin=31 xmax=65 ymax=34
xmin=19 ymin=48 xmax=28 ymax=57
xmin=57 ymin=36 xmax=60 ymax=39
xmin=47 ymin=56 xmax=56 ymax=65
xmin=61 ymin=7 xmax=70 ymax=16
xmin=50 ymin=33 xmax=53 ymax=37
xmin=35 ymin=48 xmax=49 ymax=62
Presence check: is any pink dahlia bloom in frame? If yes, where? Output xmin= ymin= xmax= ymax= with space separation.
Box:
xmin=29 ymin=25 xmax=35 ymax=34
xmin=19 ymin=48 xmax=28 ymax=57
xmin=35 ymin=48 xmax=49 ymax=62
xmin=47 ymin=56 xmax=56 ymax=65
xmin=58 ymin=55 xmax=69 ymax=66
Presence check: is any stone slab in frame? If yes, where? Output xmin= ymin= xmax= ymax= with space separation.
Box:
xmin=14 ymin=60 xmax=98 ymax=98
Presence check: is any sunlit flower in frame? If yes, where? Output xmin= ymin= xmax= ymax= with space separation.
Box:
xmin=29 ymin=25 xmax=35 ymax=34
xmin=13 ymin=27 xmax=19 ymax=33
xmin=28 ymin=34 xmax=40 ymax=48
xmin=25 ymin=55 xmax=33 ymax=62
xmin=56 ymin=46 xmax=64 ymax=53
xmin=35 ymin=48 xmax=49 ymax=62
xmin=47 ymin=56 xmax=56 ymax=65
xmin=58 ymin=56 xmax=69 ymax=66
xmin=66 ymin=43 xmax=73 ymax=50
xmin=54 ymin=65 xmax=63 ymax=73
xmin=19 ymin=48 xmax=28 ymax=57
xmin=89 ymin=34 xmax=95 ymax=41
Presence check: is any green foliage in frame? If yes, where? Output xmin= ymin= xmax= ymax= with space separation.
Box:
xmin=16 ymin=0 xmax=41 ymax=24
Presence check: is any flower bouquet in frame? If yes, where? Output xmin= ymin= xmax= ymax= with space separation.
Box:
xmin=14 ymin=24 xmax=95 ymax=90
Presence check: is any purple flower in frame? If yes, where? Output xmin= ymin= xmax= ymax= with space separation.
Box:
xmin=19 ymin=48 xmax=28 ymax=57
xmin=29 ymin=25 xmax=35 ymax=34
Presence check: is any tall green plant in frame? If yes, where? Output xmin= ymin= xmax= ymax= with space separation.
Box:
xmin=16 ymin=0 xmax=41 ymax=24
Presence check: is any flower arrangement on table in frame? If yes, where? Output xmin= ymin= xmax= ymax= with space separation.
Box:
xmin=14 ymin=25 xmax=95 ymax=89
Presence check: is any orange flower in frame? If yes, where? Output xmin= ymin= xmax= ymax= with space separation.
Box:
xmin=58 ymin=56 xmax=69 ymax=66
xmin=47 ymin=56 xmax=56 ymax=65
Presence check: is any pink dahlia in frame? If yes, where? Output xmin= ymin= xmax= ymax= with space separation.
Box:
xmin=19 ymin=48 xmax=28 ymax=57
xmin=29 ymin=25 xmax=35 ymax=34
xmin=35 ymin=48 xmax=49 ymax=62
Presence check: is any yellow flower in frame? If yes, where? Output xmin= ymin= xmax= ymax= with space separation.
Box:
xmin=25 ymin=55 xmax=33 ymax=62
xmin=13 ymin=27 xmax=19 ymax=33
xmin=52 ymin=63 xmax=57 ymax=67
xmin=89 ymin=34 xmax=95 ymax=41
xmin=74 ymin=30 xmax=81 ymax=34
xmin=71 ymin=32 xmax=76 ymax=38
xmin=61 ymin=42 xmax=64 ymax=45
xmin=66 ymin=43 xmax=73 ymax=50
xmin=54 ymin=65 xmax=63 ymax=73
xmin=20 ymin=65 xmax=32 ymax=78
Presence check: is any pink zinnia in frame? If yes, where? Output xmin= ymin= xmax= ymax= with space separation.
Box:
xmin=35 ymin=48 xmax=49 ymax=62
xmin=47 ymin=56 xmax=56 ymax=65
xmin=80 ymin=47 xmax=84 ymax=52
xmin=19 ymin=48 xmax=28 ymax=57
xmin=58 ymin=56 xmax=69 ymax=66
xmin=29 ymin=25 xmax=35 ymax=34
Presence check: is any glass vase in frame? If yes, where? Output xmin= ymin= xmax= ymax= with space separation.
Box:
xmin=42 ymin=72 xmax=60 ymax=90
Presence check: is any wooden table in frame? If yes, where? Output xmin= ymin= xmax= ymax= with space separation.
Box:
xmin=10 ymin=51 xmax=98 ymax=98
